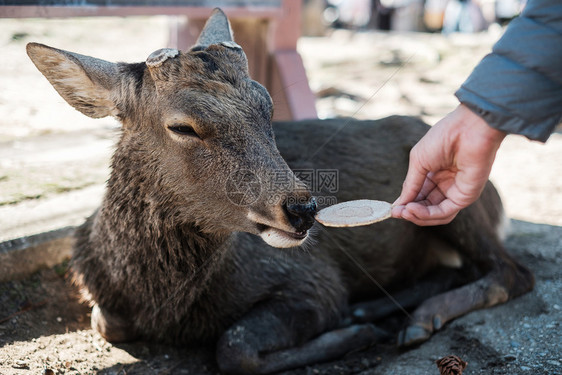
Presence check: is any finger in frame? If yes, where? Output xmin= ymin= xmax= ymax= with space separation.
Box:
xmin=401 ymin=207 xmax=458 ymax=226
xmin=402 ymin=199 xmax=462 ymax=222
xmin=391 ymin=205 xmax=405 ymax=219
xmin=414 ymin=173 xmax=439 ymax=202
xmin=411 ymin=198 xmax=462 ymax=220
xmin=423 ymin=184 xmax=448 ymax=206
xmin=402 ymin=213 xmax=457 ymax=226
xmin=445 ymin=170 xmax=487 ymax=209
xmin=393 ymin=159 xmax=429 ymax=207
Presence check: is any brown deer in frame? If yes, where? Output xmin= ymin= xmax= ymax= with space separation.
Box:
xmin=26 ymin=9 xmax=533 ymax=374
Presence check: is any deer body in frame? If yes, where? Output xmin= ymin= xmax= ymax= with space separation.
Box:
xmin=74 ymin=117 xmax=424 ymax=345
xmin=27 ymin=9 xmax=534 ymax=374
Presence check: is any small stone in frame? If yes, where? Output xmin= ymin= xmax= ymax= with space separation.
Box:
xmin=510 ymin=340 xmax=521 ymax=348
xmin=546 ymin=360 xmax=560 ymax=366
xmin=56 ymin=317 xmax=62 ymax=322
xmin=520 ymin=365 xmax=531 ymax=371
xmin=12 ymin=360 xmax=29 ymax=369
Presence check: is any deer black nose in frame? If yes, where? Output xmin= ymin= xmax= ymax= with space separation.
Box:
xmin=284 ymin=197 xmax=318 ymax=233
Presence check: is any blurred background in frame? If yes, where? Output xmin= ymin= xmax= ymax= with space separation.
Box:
xmin=303 ymin=0 xmax=524 ymax=34
xmin=0 ymin=0 xmax=560 ymax=243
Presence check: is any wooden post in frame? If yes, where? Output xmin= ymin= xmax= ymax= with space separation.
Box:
xmin=267 ymin=0 xmax=317 ymax=120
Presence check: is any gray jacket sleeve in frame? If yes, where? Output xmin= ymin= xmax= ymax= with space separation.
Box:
xmin=455 ymin=0 xmax=562 ymax=142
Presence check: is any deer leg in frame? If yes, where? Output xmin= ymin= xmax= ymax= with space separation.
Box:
xmin=216 ymin=302 xmax=388 ymax=374
xmin=397 ymin=185 xmax=534 ymax=346
xmin=91 ymin=304 xmax=137 ymax=343
xmin=350 ymin=268 xmax=466 ymax=323
xmin=398 ymin=261 xmax=534 ymax=347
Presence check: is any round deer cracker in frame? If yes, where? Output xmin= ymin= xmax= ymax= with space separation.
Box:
xmin=315 ymin=199 xmax=392 ymax=227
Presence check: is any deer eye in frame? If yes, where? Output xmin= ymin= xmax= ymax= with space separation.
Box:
xmin=168 ymin=124 xmax=200 ymax=139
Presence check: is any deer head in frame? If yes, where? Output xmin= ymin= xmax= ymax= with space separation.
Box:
xmin=26 ymin=9 xmax=317 ymax=248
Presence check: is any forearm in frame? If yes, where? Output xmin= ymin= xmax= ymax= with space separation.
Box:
xmin=455 ymin=0 xmax=562 ymax=142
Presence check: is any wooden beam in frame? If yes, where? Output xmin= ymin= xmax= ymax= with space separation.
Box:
xmin=0 ymin=6 xmax=282 ymax=19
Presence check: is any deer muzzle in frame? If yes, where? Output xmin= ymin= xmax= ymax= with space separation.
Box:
xmin=284 ymin=197 xmax=318 ymax=234
xmin=247 ymin=194 xmax=317 ymax=249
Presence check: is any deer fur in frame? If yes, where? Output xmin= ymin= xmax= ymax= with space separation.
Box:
xmin=27 ymin=9 xmax=534 ymax=374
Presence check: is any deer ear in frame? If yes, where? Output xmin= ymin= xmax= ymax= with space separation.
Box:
xmin=195 ymin=8 xmax=236 ymax=48
xmin=26 ymin=42 xmax=119 ymax=119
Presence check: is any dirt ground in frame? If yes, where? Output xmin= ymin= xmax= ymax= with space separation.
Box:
xmin=0 ymin=16 xmax=561 ymax=375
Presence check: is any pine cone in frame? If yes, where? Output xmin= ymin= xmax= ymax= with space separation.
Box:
xmin=435 ymin=355 xmax=468 ymax=375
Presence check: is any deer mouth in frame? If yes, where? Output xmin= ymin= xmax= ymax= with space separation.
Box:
xmin=256 ymin=224 xmax=309 ymax=248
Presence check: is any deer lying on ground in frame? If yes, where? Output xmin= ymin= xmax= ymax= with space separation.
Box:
xmin=27 ymin=9 xmax=534 ymax=374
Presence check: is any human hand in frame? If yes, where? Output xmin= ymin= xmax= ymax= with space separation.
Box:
xmin=391 ymin=104 xmax=506 ymax=226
